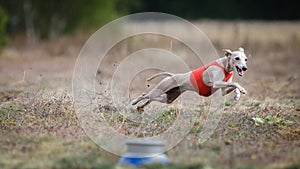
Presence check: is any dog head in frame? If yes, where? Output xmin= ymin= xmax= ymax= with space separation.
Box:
xmin=223 ymin=47 xmax=248 ymax=76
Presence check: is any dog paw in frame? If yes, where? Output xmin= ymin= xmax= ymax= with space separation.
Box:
xmin=239 ymin=87 xmax=247 ymax=94
xmin=137 ymin=106 xmax=144 ymax=112
xmin=234 ymin=94 xmax=240 ymax=101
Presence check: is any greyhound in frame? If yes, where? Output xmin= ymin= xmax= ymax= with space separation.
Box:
xmin=132 ymin=47 xmax=248 ymax=111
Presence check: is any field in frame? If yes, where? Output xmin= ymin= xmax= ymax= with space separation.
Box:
xmin=0 ymin=21 xmax=299 ymax=169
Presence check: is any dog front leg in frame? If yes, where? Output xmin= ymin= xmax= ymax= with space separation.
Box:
xmin=220 ymin=77 xmax=236 ymax=96
xmin=213 ymin=81 xmax=247 ymax=94
xmin=234 ymin=88 xmax=241 ymax=100
xmin=219 ymin=84 xmax=243 ymax=100
xmin=222 ymin=86 xmax=236 ymax=96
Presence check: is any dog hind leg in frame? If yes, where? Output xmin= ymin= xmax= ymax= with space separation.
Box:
xmin=132 ymin=93 xmax=146 ymax=105
xmin=132 ymin=76 xmax=181 ymax=107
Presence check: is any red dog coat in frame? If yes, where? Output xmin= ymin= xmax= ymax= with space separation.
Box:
xmin=190 ymin=61 xmax=233 ymax=97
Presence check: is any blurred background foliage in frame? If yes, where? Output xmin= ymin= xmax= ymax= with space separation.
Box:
xmin=0 ymin=5 xmax=7 ymax=47
xmin=0 ymin=0 xmax=298 ymax=45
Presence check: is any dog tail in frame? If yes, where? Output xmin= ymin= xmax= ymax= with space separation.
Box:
xmin=147 ymin=72 xmax=173 ymax=81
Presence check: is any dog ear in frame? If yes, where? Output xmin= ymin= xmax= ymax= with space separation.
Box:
xmin=223 ymin=49 xmax=232 ymax=57
xmin=239 ymin=47 xmax=244 ymax=53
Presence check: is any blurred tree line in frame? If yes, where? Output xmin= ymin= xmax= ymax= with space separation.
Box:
xmin=128 ymin=0 xmax=299 ymax=20
xmin=0 ymin=0 xmax=129 ymax=42
xmin=0 ymin=0 xmax=298 ymax=46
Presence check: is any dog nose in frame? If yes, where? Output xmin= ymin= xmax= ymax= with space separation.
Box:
xmin=242 ymin=67 xmax=247 ymax=71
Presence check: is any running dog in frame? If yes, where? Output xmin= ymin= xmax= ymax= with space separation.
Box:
xmin=132 ymin=47 xmax=248 ymax=111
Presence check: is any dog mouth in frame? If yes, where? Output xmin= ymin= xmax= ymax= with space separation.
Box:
xmin=235 ymin=66 xmax=244 ymax=76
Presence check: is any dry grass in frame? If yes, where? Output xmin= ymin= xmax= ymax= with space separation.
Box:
xmin=0 ymin=21 xmax=299 ymax=169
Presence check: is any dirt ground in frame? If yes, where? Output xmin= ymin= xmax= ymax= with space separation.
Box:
xmin=0 ymin=21 xmax=299 ymax=169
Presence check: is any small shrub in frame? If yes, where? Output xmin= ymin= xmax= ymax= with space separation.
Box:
xmin=252 ymin=114 xmax=294 ymax=126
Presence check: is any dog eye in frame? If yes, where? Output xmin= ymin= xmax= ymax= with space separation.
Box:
xmin=245 ymin=58 xmax=248 ymax=62
xmin=235 ymin=57 xmax=240 ymax=60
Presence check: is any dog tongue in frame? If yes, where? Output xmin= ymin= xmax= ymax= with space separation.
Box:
xmin=238 ymin=69 xmax=244 ymax=76
xmin=237 ymin=69 xmax=244 ymax=76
